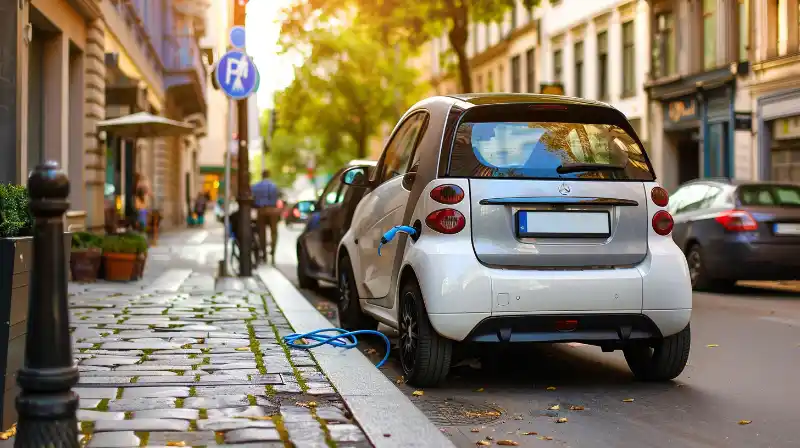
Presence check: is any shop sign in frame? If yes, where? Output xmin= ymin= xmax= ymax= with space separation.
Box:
xmin=734 ymin=112 xmax=752 ymax=131
xmin=666 ymin=98 xmax=698 ymax=123
xmin=540 ymin=83 xmax=565 ymax=95
xmin=774 ymin=116 xmax=800 ymax=140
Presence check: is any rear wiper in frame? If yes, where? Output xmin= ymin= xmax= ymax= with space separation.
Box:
xmin=556 ymin=163 xmax=626 ymax=174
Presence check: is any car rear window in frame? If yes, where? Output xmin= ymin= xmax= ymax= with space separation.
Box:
xmin=447 ymin=105 xmax=655 ymax=181
xmin=738 ymin=184 xmax=800 ymax=207
xmin=297 ymin=202 xmax=314 ymax=212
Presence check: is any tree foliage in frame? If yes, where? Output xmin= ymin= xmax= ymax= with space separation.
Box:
xmin=280 ymin=0 xmax=541 ymax=93
xmin=273 ymin=21 xmax=423 ymax=173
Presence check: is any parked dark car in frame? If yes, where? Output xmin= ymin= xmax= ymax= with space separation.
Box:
xmin=283 ymin=200 xmax=316 ymax=226
xmin=669 ymin=179 xmax=800 ymax=290
xmin=296 ymin=160 xmax=377 ymax=288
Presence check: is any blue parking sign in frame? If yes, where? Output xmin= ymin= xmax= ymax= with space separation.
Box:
xmin=216 ymin=50 xmax=258 ymax=100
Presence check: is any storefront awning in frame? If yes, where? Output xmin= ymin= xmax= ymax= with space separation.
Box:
xmin=200 ymin=165 xmax=236 ymax=175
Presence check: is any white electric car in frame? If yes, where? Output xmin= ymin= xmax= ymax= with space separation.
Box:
xmin=336 ymin=94 xmax=692 ymax=387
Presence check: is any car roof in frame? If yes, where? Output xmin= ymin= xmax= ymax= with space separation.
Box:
xmin=445 ymin=93 xmax=613 ymax=109
xmin=680 ymin=178 xmax=800 ymax=188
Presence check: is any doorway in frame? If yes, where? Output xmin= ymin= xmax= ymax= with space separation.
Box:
xmin=674 ymin=132 xmax=700 ymax=184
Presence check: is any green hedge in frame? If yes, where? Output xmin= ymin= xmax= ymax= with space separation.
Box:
xmin=102 ymin=232 xmax=148 ymax=254
xmin=0 ymin=184 xmax=33 ymax=238
xmin=72 ymin=231 xmax=104 ymax=250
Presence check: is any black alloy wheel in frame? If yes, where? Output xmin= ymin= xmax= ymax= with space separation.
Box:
xmin=399 ymin=280 xmax=452 ymax=387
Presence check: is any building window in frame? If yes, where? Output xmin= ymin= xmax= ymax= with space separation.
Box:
xmin=511 ymin=55 xmax=521 ymax=92
xmin=477 ymin=74 xmax=483 ymax=92
xmin=653 ymin=12 xmax=676 ymax=78
xmin=526 ymin=48 xmax=536 ymax=92
xmin=738 ymin=0 xmax=748 ymax=61
xmin=597 ymin=31 xmax=608 ymax=100
xmin=574 ymin=41 xmax=583 ymax=97
xmin=498 ymin=64 xmax=505 ymax=91
xmin=553 ymin=49 xmax=563 ymax=83
xmin=703 ymin=0 xmax=717 ymax=69
xmin=622 ymin=21 xmax=635 ymax=97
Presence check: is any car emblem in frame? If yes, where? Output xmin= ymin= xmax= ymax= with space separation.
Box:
xmin=558 ymin=183 xmax=571 ymax=195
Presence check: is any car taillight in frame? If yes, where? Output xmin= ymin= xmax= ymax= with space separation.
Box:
xmin=652 ymin=210 xmax=674 ymax=236
xmin=293 ymin=208 xmax=300 ymax=218
xmin=651 ymin=186 xmax=669 ymax=207
xmin=430 ymin=185 xmax=465 ymax=205
xmin=425 ymin=209 xmax=466 ymax=234
xmin=715 ymin=210 xmax=758 ymax=232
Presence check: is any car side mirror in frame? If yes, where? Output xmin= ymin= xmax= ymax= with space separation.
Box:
xmin=341 ymin=166 xmax=369 ymax=187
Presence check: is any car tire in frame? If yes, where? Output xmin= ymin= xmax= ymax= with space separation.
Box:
xmin=623 ymin=325 xmax=691 ymax=382
xmin=337 ymin=255 xmax=376 ymax=330
xmin=399 ymin=279 xmax=453 ymax=387
xmin=297 ymin=243 xmax=317 ymax=290
xmin=686 ymin=244 xmax=735 ymax=292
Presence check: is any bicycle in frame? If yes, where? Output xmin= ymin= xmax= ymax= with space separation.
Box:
xmin=229 ymin=211 xmax=264 ymax=276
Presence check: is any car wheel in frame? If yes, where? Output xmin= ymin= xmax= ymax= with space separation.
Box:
xmin=623 ymin=325 xmax=691 ymax=382
xmin=296 ymin=243 xmax=318 ymax=290
xmin=337 ymin=255 xmax=376 ymax=330
xmin=399 ymin=279 xmax=453 ymax=387
xmin=686 ymin=244 xmax=735 ymax=292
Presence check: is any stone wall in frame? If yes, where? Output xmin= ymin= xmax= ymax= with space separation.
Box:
xmin=84 ymin=18 xmax=106 ymax=232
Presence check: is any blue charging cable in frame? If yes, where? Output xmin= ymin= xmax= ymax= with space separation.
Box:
xmin=378 ymin=225 xmax=417 ymax=256
xmin=283 ymin=328 xmax=392 ymax=368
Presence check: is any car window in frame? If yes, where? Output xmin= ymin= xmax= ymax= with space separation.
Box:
xmin=380 ymin=113 xmax=427 ymax=183
xmin=673 ymin=184 xmax=711 ymax=215
xmin=319 ymin=176 xmax=343 ymax=210
xmin=700 ymin=186 xmax=723 ymax=209
xmin=449 ymin=120 xmax=654 ymax=180
xmin=737 ymin=184 xmax=800 ymax=207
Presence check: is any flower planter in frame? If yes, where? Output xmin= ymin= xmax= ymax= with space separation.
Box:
xmin=70 ymin=248 xmax=102 ymax=282
xmin=0 ymin=233 xmax=71 ymax=429
xmin=103 ymin=252 xmax=138 ymax=282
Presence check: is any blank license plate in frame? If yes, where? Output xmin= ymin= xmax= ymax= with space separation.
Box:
xmin=517 ymin=211 xmax=610 ymax=238
xmin=774 ymin=223 xmax=800 ymax=235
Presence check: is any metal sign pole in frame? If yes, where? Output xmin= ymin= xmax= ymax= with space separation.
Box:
xmin=223 ymin=99 xmax=234 ymax=275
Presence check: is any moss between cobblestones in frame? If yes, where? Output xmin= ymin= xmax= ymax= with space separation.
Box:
xmin=214 ymin=431 xmax=225 ymax=445
xmin=268 ymin=311 xmax=308 ymax=392
xmin=181 ymin=343 xmax=192 ymax=349
xmin=80 ymin=421 xmax=94 ymax=434
xmin=194 ymin=374 xmax=201 ymax=381
xmin=130 ymin=376 xmax=139 ymax=384
xmin=247 ymin=395 xmax=256 ymax=406
xmin=112 ymin=328 xmax=121 ymax=334
xmin=115 ymin=388 xmax=123 ymax=399
xmin=161 ymin=309 xmax=168 ymax=315
xmin=135 ymin=431 xmax=148 ymax=446
xmin=246 ymin=322 xmax=267 ymax=375
xmin=124 ymin=411 xmax=133 ymax=420
xmin=175 ymin=398 xmax=185 ymax=408
xmin=270 ymin=415 xmax=291 ymax=447
xmin=313 ymin=413 xmax=337 ymax=448
xmin=96 ymin=399 xmax=109 ymax=412
xmin=198 ymin=408 xmax=207 ymax=419
xmin=265 ymin=385 xmax=276 ymax=398
xmin=91 ymin=343 xmax=101 ymax=350
xmin=189 ymin=386 xmax=197 ymax=397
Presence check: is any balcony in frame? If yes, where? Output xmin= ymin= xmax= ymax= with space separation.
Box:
xmin=165 ymin=34 xmax=208 ymax=118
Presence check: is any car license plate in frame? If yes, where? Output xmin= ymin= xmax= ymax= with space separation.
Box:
xmin=517 ymin=211 xmax=611 ymax=238
xmin=774 ymin=223 xmax=800 ymax=235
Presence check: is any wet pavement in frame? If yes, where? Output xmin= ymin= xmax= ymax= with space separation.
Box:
xmin=276 ymin=225 xmax=800 ymax=448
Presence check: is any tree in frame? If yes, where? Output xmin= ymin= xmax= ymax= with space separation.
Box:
xmin=280 ymin=0 xmax=541 ymax=94
xmin=275 ymin=22 xmax=422 ymax=162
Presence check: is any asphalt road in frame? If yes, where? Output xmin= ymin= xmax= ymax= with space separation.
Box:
xmin=275 ymin=225 xmax=800 ymax=448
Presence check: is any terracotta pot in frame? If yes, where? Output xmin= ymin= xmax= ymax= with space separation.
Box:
xmin=70 ymin=248 xmax=102 ymax=282
xmin=103 ymin=252 xmax=137 ymax=282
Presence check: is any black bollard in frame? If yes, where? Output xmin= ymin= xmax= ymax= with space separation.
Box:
xmin=15 ymin=161 xmax=79 ymax=447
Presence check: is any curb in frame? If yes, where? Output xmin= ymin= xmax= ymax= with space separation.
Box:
xmin=258 ymin=266 xmax=455 ymax=448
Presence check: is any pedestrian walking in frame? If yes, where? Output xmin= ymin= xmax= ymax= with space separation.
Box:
xmin=252 ymin=169 xmax=281 ymax=264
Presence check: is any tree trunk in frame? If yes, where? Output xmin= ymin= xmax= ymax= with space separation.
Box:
xmin=447 ymin=0 xmax=471 ymax=93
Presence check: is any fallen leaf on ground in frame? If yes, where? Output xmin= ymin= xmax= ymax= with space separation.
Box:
xmin=569 ymin=405 xmax=585 ymax=411
xmin=556 ymin=417 xmax=568 ymax=423
xmin=546 ymin=386 xmax=556 ymax=391
xmin=471 ymin=428 xmax=481 ymax=433
xmin=235 ymin=347 xmax=250 ymax=351
xmin=739 ymin=420 xmax=752 ymax=425
xmin=622 ymin=398 xmax=635 ymax=403
xmin=522 ymin=431 xmax=538 ymax=435
xmin=296 ymin=401 xmax=317 ymax=408
xmin=166 ymin=442 xmax=186 ymax=447
xmin=412 ymin=390 xmax=424 ymax=396
xmin=247 ymin=416 xmax=272 ymax=421
xmin=540 ymin=436 xmax=554 ymax=441
xmin=706 ymin=344 xmax=719 ymax=348
xmin=476 ymin=441 xmax=490 ymax=446
xmin=396 ymin=376 xmax=404 ymax=384
xmin=364 ymin=348 xmax=378 ymax=355
xmin=548 ymin=405 xmax=560 ymax=411
xmin=497 ymin=441 xmax=519 ymax=446
xmin=475 ymin=387 xmax=485 ymax=392
xmin=465 ymin=410 xmax=502 ymax=418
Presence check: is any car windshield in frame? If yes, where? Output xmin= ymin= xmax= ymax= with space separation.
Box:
xmin=449 ymin=121 xmax=654 ymax=180
xmin=738 ymin=184 xmax=800 ymax=207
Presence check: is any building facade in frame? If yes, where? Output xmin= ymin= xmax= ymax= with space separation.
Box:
xmin=645 ymin=0 xmax=752 ymax=191
xmin=748 ymin=0 xmax=800 ymax=182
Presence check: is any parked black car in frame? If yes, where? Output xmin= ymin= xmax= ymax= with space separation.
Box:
xmin=669 ymin=179 xmax=800 ymax=290
xmin=296 ymin=161 xmax=377 ymax=289
xmin=283 ymin=200 xmax=316 ymax=226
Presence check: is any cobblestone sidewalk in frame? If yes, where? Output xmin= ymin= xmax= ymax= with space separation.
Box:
xmin=67 ymin=271 xmax=370 ymax=447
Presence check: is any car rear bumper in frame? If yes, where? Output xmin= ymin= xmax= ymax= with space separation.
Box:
xmin=403 ymin=235 xmax=691 ymax=342
xmin=705 ymin=241 xmax=800 ymax=281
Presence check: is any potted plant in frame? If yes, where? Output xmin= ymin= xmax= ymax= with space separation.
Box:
xmin=120 ymin=232 xmax=148 ymax=280
xmin=101 ymin=235 xmax=139 ymax=282
xmin=70 ymin=232 xmax=103 ymax=282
